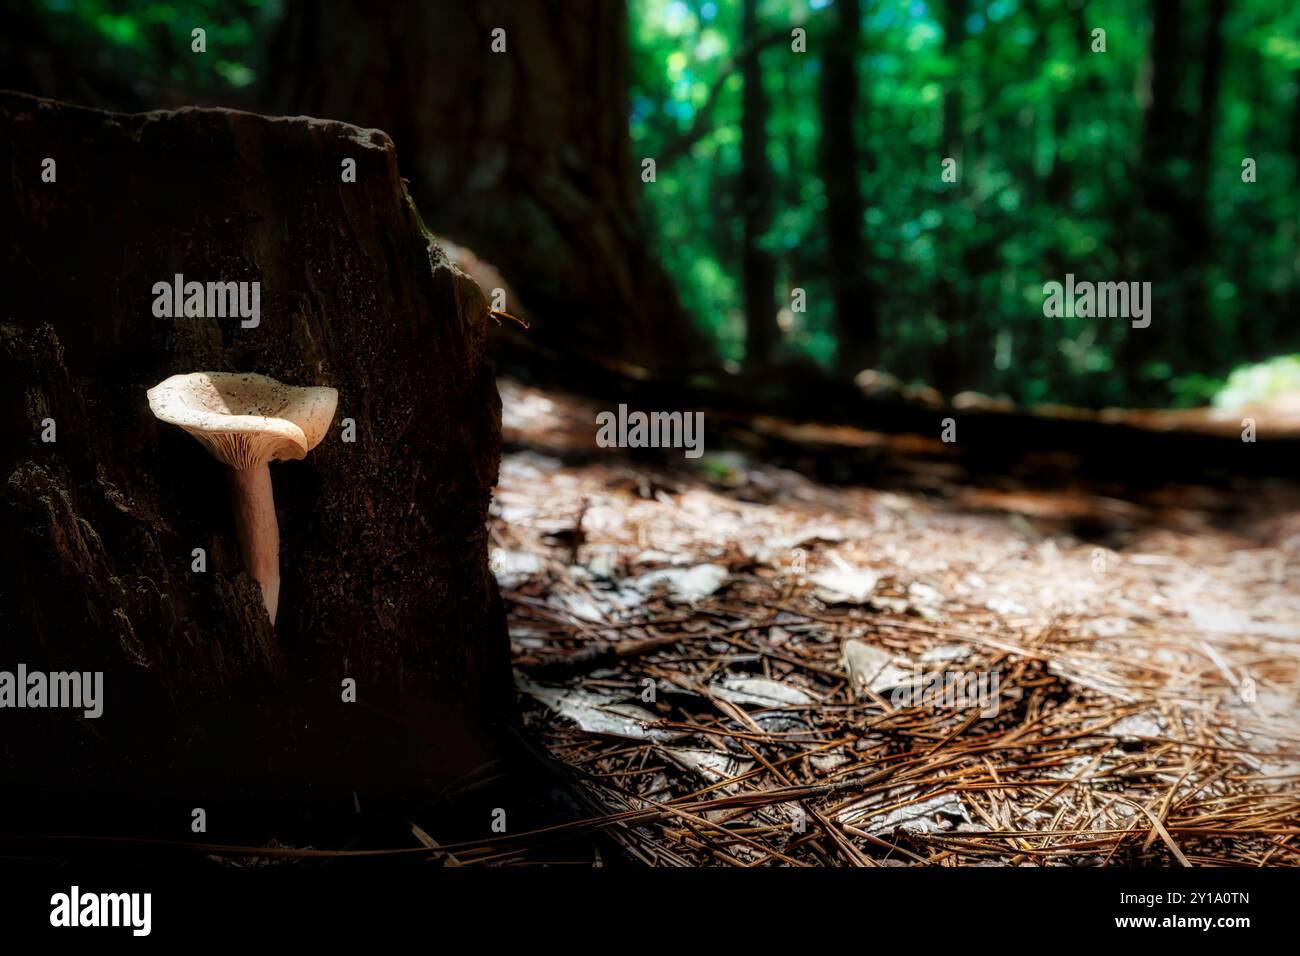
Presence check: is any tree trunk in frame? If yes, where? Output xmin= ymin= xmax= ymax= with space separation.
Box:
xmin=1129 ymin=0 xmax=1226 ymax=394
xmin=1131 ymin=0 xmax=1191 ymax=396
xmin=1185 ymin=0 xmax=1227 ymax=370
xmin=267 ymin=0 xmax=713 ymax=374
xmin=1292 ymin=72 xmax=1300 ymax=329
xmin=0 ymin=91 xmax=511 ymax=834
xmin=932 ymin=0 xmax=967 ymax=396
xmin=819 ymin=0 xmax=876 ymax=379
xmin=740 ymin=0 xmax=779 ymax=371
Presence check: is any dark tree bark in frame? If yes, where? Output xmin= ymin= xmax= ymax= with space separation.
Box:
xmin=1140 ymin=0 xmax=1186 ymax=220
xmin=1126 ymin=0 xmax=1186 ymax=396
xmin=819 ymin=0 xmax=876 ymax=379
xmin=1185 ymin=0 xmax=1228 ymax=368
xmin=1130 ymin=0 xmax=1226 ymax=393
xmin=740 ymin=0 xmax=779 ymax=371
xmin=1191 ymin=0 xmax=1228 ymax=208
xmin=1291 ymin=71 xmax=1300 ymax=328
xmin=267 ymin=0 xmax=713 ymax=374
xmin=0 ymin=91 xmax=511 ymax=832
xmin=932 ymin=0 xmax=967 ymax=396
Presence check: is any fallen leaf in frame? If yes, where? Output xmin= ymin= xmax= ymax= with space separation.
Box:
xmin=1107 ymin=712 xmax=1165 ymax=742
xmin=711 ymin=676 xmax=816 ymax=707
xmin=630 ymin=564 xmax=730 ymax=603
xmin=919 ymin=643 xmax=970 ymax=663
xmin=809 ymin=567 xmax=880 ymax=604
xmin=906 ymin=581 xmax=946 ymax=621
xmin=555 ymin=590 xmax=611 ymax=623
xmin=518 ymin=678 xmax=677 ymax=741
xmin=491 ymin=548 xmax=544 ymax=587
xmin=659 ymin=747 xmax=753 ymax=784
xmin=840 ymin=791 xmax=971 ymax=834
xmin=841 ymin=638 xmax=914 ymax=695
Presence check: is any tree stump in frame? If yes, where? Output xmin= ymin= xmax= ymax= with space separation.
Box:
xmin=0 ymin=91 xmax=511 ymax=835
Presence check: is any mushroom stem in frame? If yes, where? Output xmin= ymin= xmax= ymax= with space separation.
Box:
xmin=226 ymin=463 xmax=280 ymax=625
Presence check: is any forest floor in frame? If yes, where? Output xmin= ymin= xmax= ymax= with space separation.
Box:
xmin=480 ymin=377 xmax=1300 ymax=867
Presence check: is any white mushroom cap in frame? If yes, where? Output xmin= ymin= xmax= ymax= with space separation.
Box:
xmin=147 ymin=372 xmax=338 ymax=470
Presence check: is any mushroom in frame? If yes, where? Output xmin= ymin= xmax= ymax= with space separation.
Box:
xmin=147 ymin=372 xmax=337 ymax=625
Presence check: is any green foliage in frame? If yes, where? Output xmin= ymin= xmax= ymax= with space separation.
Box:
xmin=36 ymin=0 xmax=274 ymax=92
xmin=631 ymin=0 xmax=1300 ymax=407
xmin=1213 ymin=354 xmax=1300 ymax=409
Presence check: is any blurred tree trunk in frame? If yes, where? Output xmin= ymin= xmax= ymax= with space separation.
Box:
xmin=1186 ymin=0 xmax=1227 ymax=368
xmin=268 ymin=0 xmax=713 ymax=374
xmin=1036 ymin=0 xmax=1097 ymax=400
xmin=1292 ymin=72 xmax=1300 ymax=328
xmin=1132 ymin=0 xmax=1225 ymax=395
xmin=740 ymin=0 xmax=779 ymax=371
xmin=932 ymin=0 xmax=967 ymax=396
xmin=819 ymin=0 xmax=876 ymax=379
xmin=1129 ymin=0 xmax=1186 ymax=398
